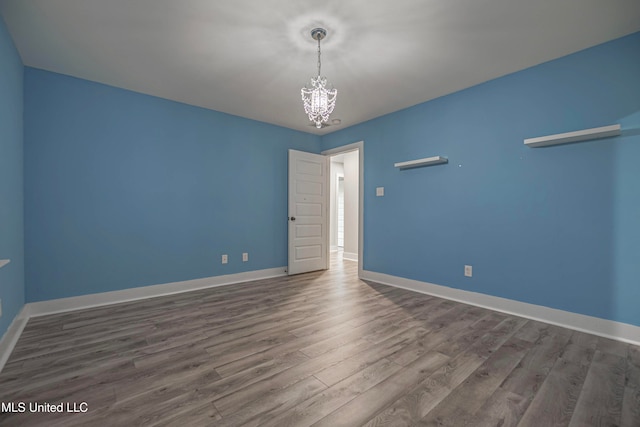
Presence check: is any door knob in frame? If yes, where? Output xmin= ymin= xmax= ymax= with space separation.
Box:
xmin=289 ymin=217 xmax=296 ymax=221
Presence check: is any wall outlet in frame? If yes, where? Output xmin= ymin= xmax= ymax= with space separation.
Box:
xmin=222 ymin=254 xmax=228 ymax=264
xmin=376 ymin=187 xmax=384 ymax=197
xmin=464 ymin=265 xmax=473 ymax=277
xmin=242 ymin=252 xmax=248 ymax=262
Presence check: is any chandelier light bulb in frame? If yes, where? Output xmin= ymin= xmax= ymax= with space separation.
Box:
xmin=301 ymin=28 xmax=337 ymax=128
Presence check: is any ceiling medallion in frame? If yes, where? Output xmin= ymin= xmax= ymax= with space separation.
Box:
xmin=301 ymin=28 xmax=337 ymax=129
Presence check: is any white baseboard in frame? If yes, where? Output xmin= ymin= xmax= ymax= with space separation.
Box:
xmin=343 ymin=252 xmax=358 ymax=261
xmin=0 ymin=305 xmax=30 ymax=373
xmin=361 ymin=270 xmax=640 ymax=346
xmin=4 ymin=266 xmax=637 ymax=374
xmin=29 ymin=267 xmax=287 ymax=318
xmin=0 ymin=267 xmax=287 ymax=373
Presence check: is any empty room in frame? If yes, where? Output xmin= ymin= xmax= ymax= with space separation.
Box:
xmin=1 ymin=1 xmax=640 ymax=426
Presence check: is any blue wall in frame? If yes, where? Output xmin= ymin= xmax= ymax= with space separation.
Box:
xmin=18 ymin=30 xmax=640 ymax=329
xmin=322 ymin=32 xmax=640 ymax=327
xmin=24 ymin=69 xmax=320 ymax=301
xmin=0 ymin=16 xmax=24 ymax=338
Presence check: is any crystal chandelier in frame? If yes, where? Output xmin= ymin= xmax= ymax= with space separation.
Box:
xmin=301 ymin=28 xmax=337 ymax=128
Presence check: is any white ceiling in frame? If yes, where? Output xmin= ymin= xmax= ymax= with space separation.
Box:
xmin=2 ymin=0 xmax=639 ymax=135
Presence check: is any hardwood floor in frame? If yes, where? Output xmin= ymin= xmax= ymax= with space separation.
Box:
xmin=1 ymin=254 xmax=639 ymax=426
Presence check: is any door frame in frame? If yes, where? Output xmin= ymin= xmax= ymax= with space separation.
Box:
xmin=322 ymin=141 xmax=364 ymax=279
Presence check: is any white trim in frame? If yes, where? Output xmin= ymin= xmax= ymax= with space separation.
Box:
xmin=361 ymin=270 xmax=640 ymax=346
xmin=0 ymin=305 xmax=30 ymax=373
xmin=0 ymin=259 xmax=10 ymax=269
xmin=3 ymin=266 xmax=637 ymax=373
xmin=29 ymin=267 xmax=287 ymax=318
xmin=343 ymin=251 xmax=358 ymax=261
xmin=322 ymin=141 xmax=364 ymax=279
xmin=0 ymin=267 xmax=286 ymax=373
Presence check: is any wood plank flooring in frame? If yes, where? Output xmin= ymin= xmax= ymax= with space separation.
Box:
xmin=1 ymin=254 xmax=639 ymax=426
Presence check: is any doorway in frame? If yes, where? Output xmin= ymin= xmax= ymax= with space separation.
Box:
xmin=329 ymin=152 xmax=358 ymax=262
xmin=287 ymin=142 xmax=364 ymax=277
xmin=323 ymin=142 xmax=363 ymax=277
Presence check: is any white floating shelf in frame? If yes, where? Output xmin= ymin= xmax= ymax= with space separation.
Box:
xmin=394 ymin=156 xmax=448 ymax=169
xmin=524 ymin=124 xmax=621 ymax=148
xmin=0 ymin=259 xmax=10 ymax=269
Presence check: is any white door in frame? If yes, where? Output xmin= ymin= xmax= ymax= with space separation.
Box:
xmin=288 ymin=149 xmax=328 ymax=275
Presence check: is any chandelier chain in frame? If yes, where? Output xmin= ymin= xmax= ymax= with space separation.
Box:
xmin=317 ymin=37 xmax=321 ymax=77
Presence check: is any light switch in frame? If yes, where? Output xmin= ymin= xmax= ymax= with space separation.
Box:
xmin=376 ymin=187 xmax=384 ymax=197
